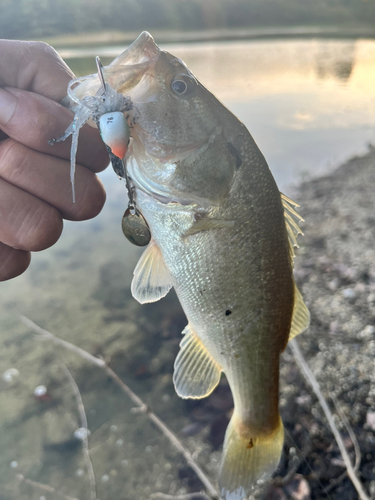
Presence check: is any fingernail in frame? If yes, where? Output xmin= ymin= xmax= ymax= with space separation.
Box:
xmin=0 ymin=88 xmax=17 ymax=127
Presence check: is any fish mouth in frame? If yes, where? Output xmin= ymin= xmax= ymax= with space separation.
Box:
xmin=68 ymin=32 xmax=160 ymax=102
xmin=104 ymin=32 xmax=160 ymax=95
xmin=111 ymin=31 xmax=160 ymax=66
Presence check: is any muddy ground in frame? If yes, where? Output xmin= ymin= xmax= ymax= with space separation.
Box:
xmin=0 ymin=149 xmax=374 ymax=500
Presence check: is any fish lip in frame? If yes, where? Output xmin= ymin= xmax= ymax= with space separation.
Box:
xmin=111 ymin=31 xmax=160 ymax=66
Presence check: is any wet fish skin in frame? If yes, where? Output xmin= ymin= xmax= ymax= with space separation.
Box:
xmin=71 ymin=32 xmax=309 ymax=499
xmin=132 ymin=128 xmax=292 ymax=497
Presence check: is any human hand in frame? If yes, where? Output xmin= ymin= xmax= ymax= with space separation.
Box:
xmin=0 ymin=40 xmax=108 ymax=281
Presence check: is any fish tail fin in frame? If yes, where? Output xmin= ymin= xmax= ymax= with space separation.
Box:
xmin=219 ymin=413 xmax=284 ymax=500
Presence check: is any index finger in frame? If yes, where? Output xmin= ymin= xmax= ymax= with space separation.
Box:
xmin=0 ymin=40 xmax=74 ymax=102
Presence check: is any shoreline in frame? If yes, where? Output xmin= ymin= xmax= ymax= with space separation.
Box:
xmin=274 ymin=147 xmax=375 ymax=498
xmin=40 ymin=25 xmax=375 ymax=48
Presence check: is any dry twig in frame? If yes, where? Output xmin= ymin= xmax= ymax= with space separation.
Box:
xmin=16 ymin=473 xmax=80 ymax=500
xmin=289 ymin=338 xmax=370 ymax=500
xmin=21 ymin=315 xmax=220 ymax=500
xmin=330 ymin=392 xmax=361 ymax=472
xmin=150 ymin=493 xmax=211 ymax=500
xmin=61 ymin=363 xmax=97 ymax=500
xmin=323 ymin=393 xmax=362 ymax=495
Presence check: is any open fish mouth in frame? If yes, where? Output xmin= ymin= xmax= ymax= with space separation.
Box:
xmin=65 ymin=32 xmax=160 ymax=106
xmin=52 ymin=32 xmax=160 ymax=202
xmin=56 ymin=31 xmax=218 ymax=205
xmin=111 ymin=31 xmax=160 ymax=67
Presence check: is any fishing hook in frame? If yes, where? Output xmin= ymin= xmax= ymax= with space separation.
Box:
xmin=95 ymin=56 xmax=106 ymax=95
xmin=94 ymin=55 xmax=151 ymax=246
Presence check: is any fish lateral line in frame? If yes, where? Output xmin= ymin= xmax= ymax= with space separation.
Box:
xmin=183 ymin=217 xmax=235 ymax=238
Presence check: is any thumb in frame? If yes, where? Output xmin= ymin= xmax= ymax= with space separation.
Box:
xmin=0 ymin=39 xmax=74 ymax=102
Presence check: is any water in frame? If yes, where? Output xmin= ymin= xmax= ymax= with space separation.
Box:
xmin=62 ymin=38 xmax=375 ymax=191
xmin=0 ymin=37 xmax=374 ymax=500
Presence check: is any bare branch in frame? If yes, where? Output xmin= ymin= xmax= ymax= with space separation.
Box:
xmin=21 ymin=316 xmax=105 ymax=368
xmin=325 ymin=470 xmax=348 ymax=494
xmin=61 ymin=363 xmax=97 ymax=500
xmin=330 ymin=392 xmax=361 ymax=472
xmin=16 ymin=473 xmax=80 ymax=500
xmin=22 ymin=315 xmax=220 ymax=500
xmin=289 ymin=338 xmax=370 ymax=500
xmin=150 ymin=493 xmax=211 ymax=500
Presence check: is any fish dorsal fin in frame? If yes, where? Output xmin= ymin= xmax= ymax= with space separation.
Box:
xmin=173 ymin=324 xmax=222 ymax=399
xmin=281 ymin=193 xmax=304 ymax=260
xmin=289 ymin=284 xmax=310 ymax=340
xmin=131 ymin=239 xmax=173 ymax=304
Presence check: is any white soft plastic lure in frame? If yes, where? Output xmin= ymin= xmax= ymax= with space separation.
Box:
xmin=51 ymin=57 xmax=131 ymax=202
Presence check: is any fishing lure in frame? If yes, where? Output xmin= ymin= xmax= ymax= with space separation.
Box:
xmin=50 ymin=57 xmax=151 ymax=246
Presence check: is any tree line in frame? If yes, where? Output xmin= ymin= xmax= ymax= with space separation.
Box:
xmin=1 ymin=0 xmax=375 ymax=40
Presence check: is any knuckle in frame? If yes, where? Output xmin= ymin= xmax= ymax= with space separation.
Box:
xmin=0 ymin=246 xmax=30 ymax=281
xmin=29 ymin=41 xmax=58 ymax=60
xmin=71 ymin=174 xmax=106 ymax=221
xmin=0 ymin=140 xmax=29 ymax=182
xmin=18 ymin=204 xmax=63 ymax=252
xmin=0 ymin=138 xmax=15 ymax=163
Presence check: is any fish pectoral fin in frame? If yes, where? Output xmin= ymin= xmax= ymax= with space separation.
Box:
xmin=183 ymin=218 xmax=235 ymax=238
xmin=281 ymin=192 xmax=304 ymax=261
xmin=289 ymin=283 xmax=310 ymax=340
xmin=173 ymin=324 xmax=221 ymax=399
xmin=131 ymin=239 xmax=173 ymax=304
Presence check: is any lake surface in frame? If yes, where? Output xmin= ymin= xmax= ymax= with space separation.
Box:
xmin=61 ymin=37 xmax=375 ymax=191
xmin=0 ymin=37 xmax=374 ymax=500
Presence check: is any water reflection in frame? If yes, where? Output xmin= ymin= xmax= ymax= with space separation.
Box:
xmin=61 ymin=38 xmax=375 ymax=190
xmin=315 ymin=41 xmax=355 ymax=81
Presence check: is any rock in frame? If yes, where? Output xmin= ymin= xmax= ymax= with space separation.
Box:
xmin=284 ymin=474 xmax=311 ymax=500
xmin=342 ymin=288 xmax=356 ymax=299
xmin=359 ymin=325 xmax=375 ymax=339
xmin=366 ymin=411 xmax=375 ymax=431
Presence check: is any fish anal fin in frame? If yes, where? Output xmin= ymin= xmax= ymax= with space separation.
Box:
xmin=131 ymin=239 xmax=172 ymax=304
xmin=173 ymin=324 xmax=221 ymax=399
xmin=183 ymin=218 xmax=234 ymax=238
xmin=289 ymin=284 xmax=310 ymax=341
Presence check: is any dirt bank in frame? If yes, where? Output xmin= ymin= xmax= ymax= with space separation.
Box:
xmin=269 ymin=148 xmax=375 ymax=499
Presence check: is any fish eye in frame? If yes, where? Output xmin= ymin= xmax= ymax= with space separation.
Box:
xmin=170 ymin=75 xmax=196 ymax=96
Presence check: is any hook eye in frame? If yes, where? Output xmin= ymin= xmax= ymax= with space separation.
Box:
xmin=95 ymin=56 xmax=106 ymax=95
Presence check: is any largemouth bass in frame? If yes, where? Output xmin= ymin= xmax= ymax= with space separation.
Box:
xmin=62 ymin=32 xmax=310 ymax=500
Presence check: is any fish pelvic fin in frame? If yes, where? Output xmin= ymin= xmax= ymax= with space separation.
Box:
xmin=219 ymin=414 xmax=284 ymax=500
xmin=281 ymin=193 xmax=304 ymax=261
xmin=131 ymin=239 xmax=173 ymax=304
xmin=173 ymin=324 xmax=221 ymax=399
xmin=289 ymin=283 xmax=310 ymax=341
